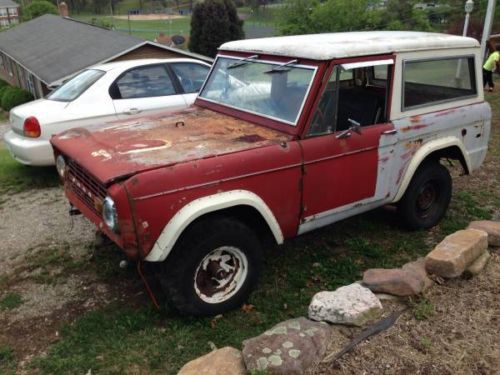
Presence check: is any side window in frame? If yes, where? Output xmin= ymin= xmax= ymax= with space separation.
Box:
xmin=113 ymin=65 xmax=175 ymax=99
xmin=309 ymin=62 xmax=392 ymax=136
xmin=170 ymin=63 xmax=210 ymax=93
xmin=403 ymin=56 xmax=476 ymax=110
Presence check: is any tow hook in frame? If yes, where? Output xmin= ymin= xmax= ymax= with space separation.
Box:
xmin=69 ymin=205 xmax=81 ymax=216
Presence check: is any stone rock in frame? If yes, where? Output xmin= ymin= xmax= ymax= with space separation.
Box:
xmin=468 ymin=221 xmax=500 ymax=247
xmin=363 ymin=258 xmax=433 ymax=296
xmin=308 ymin=283 xmax=383 ymax=326
xmin=178 ymin=347 xmax=246 ymax=375
xmin=242 ymin=317 xmax=331 ymax=375
xmin=425 ymin=229 xmax=488 ymax=278
xmin=465 ymin=249 xmax=491 ymax=276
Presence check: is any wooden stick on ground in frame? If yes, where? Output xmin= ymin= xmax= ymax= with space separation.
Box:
xmin=322 ymin=307 xmax=409 ymax=364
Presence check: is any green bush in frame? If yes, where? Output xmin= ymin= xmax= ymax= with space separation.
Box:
xmin=0 ymin=79 xmax=9 ymax=88
xmin=1 ymin=87 xmax=34 ymax=111
xmin=22 ymin=0 xmax=58 ymax=21
xmin=0 ymin=84 xmax=10 ymax=99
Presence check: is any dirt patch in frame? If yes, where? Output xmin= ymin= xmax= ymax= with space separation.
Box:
xmin=0 ymin=187 xmax=94 ymax=275
xmin=113 ymin=14 xmax=187 ymax=21
xmin=311 ymin=252 xmax=500 ymax=375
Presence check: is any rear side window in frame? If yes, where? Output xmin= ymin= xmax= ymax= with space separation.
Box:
xmin=48 ymin=69 xmax=105 ymax=102
xmin=113 ymin=65 xmax=175 ymax=99
xmin=403 ymin=56 xmax=476 ymax=110
xmin=170 ymin=63 xmax=210 ymax=93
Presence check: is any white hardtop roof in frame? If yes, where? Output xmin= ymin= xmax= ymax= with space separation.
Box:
xmin=219 ymin=31 xmax=479 ymax=61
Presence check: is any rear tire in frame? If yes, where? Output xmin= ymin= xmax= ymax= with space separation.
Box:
xmin=155 ymin=217 xmax=262 ymax=316
xmin=398 ymin=161 xmax=452 ymax=230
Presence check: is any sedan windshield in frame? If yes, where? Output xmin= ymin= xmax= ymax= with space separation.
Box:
xmin=199 ymin=56 xmax=316 ymax=125
xmin=47 ymin=69 xmax=105 ymax=102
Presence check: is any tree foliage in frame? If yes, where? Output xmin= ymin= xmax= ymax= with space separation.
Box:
xmin=279 ymin=0 xmax=433 ymax=35
xmin=189 ymin=0 xmax=244 ymax=58
xmin=22 ymin=0 xmax=58 ymax=21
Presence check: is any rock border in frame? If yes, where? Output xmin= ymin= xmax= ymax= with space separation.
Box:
xmin=178 ymin=221 xmax=498 ymax=374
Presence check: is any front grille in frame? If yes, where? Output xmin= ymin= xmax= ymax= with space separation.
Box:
xmin=66 ymin=159 xmax=107 ymax=216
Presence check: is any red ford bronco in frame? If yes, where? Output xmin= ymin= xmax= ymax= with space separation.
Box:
xmin=51 ymin=32 xmax=490 ymax=316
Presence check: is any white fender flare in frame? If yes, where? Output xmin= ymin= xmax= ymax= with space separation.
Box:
xmin=393 ymin=136 xmax=471 ymax=203
xmin=145 ymin=190 xmax=284 ymax=262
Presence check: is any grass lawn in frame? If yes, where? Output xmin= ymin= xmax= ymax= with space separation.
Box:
xmin=0 ymin=148 xmax=58 ymax=197
xmin=0 ymin=90 xmax=498 ymax=373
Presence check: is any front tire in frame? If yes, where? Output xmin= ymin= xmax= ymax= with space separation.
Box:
xmin=398 ymin=161 xmax=452 ymax=230
xmin=155 ymin=217 xmax=263 ymax=316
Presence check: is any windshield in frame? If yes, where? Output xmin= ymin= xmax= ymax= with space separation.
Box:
xmin=199 ymin=56 xmax=316 ymax=125
xmin=47 ymin=69 xmax=105 ymax=102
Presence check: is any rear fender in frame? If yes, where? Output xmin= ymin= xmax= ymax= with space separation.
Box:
xmin=393 ymin=136 xmax=471 ymax=202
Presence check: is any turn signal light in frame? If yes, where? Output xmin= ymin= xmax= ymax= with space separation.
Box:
xmin=23 ymin=116 xmax=41 ymax=138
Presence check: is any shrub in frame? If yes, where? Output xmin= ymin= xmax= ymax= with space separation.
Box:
xmin=1 ymin=87 xmax=34 ymax=111
xmin=189 ymin=0 xmax=244 ymax=58
xmin=22 ymin=0 xmax=58 ymax=21
xmin=0 ymin=79 xmax=9 ymax=89
xmin=0 ymin=84 xmax=10 ymax=100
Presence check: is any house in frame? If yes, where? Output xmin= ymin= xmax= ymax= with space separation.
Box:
xmin=0 ymin=0 xmax=19 ymax=28
xmin=0 ymin=14 xmax=211 ymax=98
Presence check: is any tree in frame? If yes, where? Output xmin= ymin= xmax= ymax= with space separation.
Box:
xmin=379 ymin=0 xmax=433 ymax=31
xmin=278 ymin=0 xmax=319 ymax=35
xmin=311 ymin=0 xmax=371 ymax=32
xmin=189 ymin=0 xmax=244 ymax=58
xmin=22 ymin=0 xmax=58 ymax=21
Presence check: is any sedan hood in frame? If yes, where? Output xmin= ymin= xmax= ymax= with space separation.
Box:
xmin=51 ymin=106 xmax=292 ymax=184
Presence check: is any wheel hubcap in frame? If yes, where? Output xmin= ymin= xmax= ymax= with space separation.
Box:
xmin=194 ymin=246 xmax=248 ymax=304
xmin=416 ymin=181 xmax=438 ymax=215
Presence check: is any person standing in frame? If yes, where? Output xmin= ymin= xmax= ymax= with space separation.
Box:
xmin=483 ymin=45 xmax=500 ymax=92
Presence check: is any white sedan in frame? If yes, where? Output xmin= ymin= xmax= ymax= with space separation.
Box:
xmin=4 ymin=58 xmax=211 ymax=166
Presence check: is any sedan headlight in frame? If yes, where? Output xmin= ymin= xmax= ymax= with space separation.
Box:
xmin=102 ymin=196 xmax=119 ymax=232
xmin=56 ymin=155 xmax=66 ymax=178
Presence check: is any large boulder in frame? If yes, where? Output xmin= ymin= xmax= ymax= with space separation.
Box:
xmin=308 ymin=283 xmax=383 ymax=326
xmin=362 ymin=258 xmax=433 ymax=296
xmin=242 ymin=317 xmax=331 ymax=374
xmin=178 ymin=347 xmax=246 ymax=375
xmin=468 ymin=221 xmax=500 ymax=247
xmin=425 ymin=229 xmax=488 ymax=278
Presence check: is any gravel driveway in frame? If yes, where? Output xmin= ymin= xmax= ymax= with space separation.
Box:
xmin=0 ymin=188 xmax=94 ymax=276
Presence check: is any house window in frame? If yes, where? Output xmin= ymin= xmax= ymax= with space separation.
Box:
xmin=0 ymin=8 xmax=7 ymax=17
xmin=8 ymin=7 xmax=18 ymax=16
xmin=403 ymin=56 xmax=477 ymax=110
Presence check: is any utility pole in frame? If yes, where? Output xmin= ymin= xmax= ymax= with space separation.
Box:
xmin=480 ymin=0 xmax=497 ymax=60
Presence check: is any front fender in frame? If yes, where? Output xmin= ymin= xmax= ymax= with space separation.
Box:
xmin=393 ymin=136 xmax=471 ymax=203
xmin=145 ymin=190 xmax=284 ymax=262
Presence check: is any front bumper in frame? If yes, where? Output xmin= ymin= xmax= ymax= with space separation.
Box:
xmin=3 ymin=130 xmax=55 ymax=166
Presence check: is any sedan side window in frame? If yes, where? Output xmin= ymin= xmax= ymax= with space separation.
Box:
xmin=113 ymin=65 xmax=175 ymax=99
xmin=170 ymin=63 xmax=210 ymax=93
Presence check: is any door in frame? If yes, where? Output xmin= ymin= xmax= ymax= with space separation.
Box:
xmin=298 ymin=59 xmax=397 ymax=233
xmin=168 ymin=61 xmax=211 ymax=105
xmin=111 ymin=63 xmax=188 ymax=119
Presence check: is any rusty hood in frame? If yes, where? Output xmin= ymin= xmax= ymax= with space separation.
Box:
xmin=51 ymin=107 xmax=292 ymax=184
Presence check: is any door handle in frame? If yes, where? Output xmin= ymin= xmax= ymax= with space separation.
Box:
xmin=382 ymin=129 xmax=398 ymax=135
xmin=125 ymin=108 xmax=142 ymax=115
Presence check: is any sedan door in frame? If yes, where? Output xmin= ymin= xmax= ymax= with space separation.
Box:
xmin=168 ymin=61 xmax=211 ymax=105
xmin=111 ymin=63 xmax=188 ymax=119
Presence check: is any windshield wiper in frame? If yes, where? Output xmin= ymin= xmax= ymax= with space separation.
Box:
xmin=264 ymin=59 xmax=298 ymax=74
xmin=227 ymin=55 xmax=259 ymax=69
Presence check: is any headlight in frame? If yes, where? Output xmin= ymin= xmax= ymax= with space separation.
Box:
xmin=56 ymin=155 xmax=66 ymax=178
xmin=102 ymin=196 xmax=119 ymax=232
